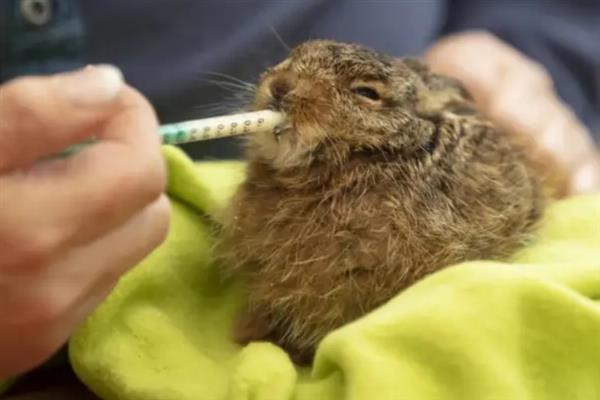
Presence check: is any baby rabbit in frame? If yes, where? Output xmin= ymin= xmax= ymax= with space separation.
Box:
xmin=217 ymin=40 xmax=547 ymax=363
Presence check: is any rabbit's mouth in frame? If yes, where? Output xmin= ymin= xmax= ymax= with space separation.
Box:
xmin=273 ymin=119 xmax=293 ymax=140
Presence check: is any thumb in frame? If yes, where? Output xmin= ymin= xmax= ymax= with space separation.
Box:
xmin=0 ymin=65 xmax=124 ymax=172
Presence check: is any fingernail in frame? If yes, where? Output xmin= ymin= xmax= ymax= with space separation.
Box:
xmin=60 ymin=64 xmax=124 ymax=106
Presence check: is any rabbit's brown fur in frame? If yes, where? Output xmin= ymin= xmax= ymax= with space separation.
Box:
xmin=216 ymin=40 xmax=547 ymax=363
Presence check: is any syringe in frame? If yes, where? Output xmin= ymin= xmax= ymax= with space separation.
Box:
xmin=159 ymin=110 xmax=286 ymax=145
xmin=56 ymin=110 xmax=285 ymax=158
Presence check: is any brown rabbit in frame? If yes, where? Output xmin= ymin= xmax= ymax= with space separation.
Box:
xmin=216 ymin=40 xmax=550 ymax=363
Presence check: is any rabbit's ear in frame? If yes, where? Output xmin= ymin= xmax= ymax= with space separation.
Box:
xmin=401 ymin=57 xmax=430 ymax=75
xmin=400 ymin=57 xmax=474 ymax=101
xmin=413 ymin=74 xmax=476 ymax=118
xmin=425 ymin=73 xmax=473 ymax=101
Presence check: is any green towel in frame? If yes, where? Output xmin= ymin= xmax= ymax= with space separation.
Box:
xmin=14 ymin=145 xmax=600 ymax=399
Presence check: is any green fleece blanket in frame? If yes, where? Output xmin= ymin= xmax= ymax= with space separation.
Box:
xmin=8 ymin=145 xmax=600 ymax=399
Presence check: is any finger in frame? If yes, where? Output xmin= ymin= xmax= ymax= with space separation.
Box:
xmin=0 ymin=195 xmax=170 ymax=323
xmin=0 ymin=196 xmax=170 ymax=377
xmin=52 ymin=194 xmax=171 ymax=338
xmin=424 ymin=31 xmax=552 ymax=109
xmin=491 ymin=89 xmax=594 ymax=163
xmin=0 ymin=88 xmax=166 ymax=269
xmin=0 ymin=65 xmax=125 ymax=172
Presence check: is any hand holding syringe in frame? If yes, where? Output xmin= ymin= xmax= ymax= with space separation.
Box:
xmin=0 ymin=66 xmax=284 ymax=377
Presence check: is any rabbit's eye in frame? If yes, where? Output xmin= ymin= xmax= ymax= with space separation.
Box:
xmin=352 ymin=86 xmax=380 ymax=101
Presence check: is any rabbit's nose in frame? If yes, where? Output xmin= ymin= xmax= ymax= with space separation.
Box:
xmin=269 ymin=77 xmax=293 ymax=109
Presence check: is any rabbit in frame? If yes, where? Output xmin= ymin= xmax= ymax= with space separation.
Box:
xmin=216 ymin=39 xmax=554 ymax=364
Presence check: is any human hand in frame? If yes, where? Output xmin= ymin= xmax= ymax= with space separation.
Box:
xmin=0 ymin=65 xmax=170 ymax=378
xmin=425 ymin=31 xmax=600 ymax=195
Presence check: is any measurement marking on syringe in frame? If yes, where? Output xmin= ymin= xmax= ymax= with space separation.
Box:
xmin=158 ymin=110 xmax=286 ymax=145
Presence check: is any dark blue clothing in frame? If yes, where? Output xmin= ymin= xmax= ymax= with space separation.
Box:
xmin=0 ymin=0 xmax=84 ymax=80
xmin=1 ymin=0 xmax=598 ymax=159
